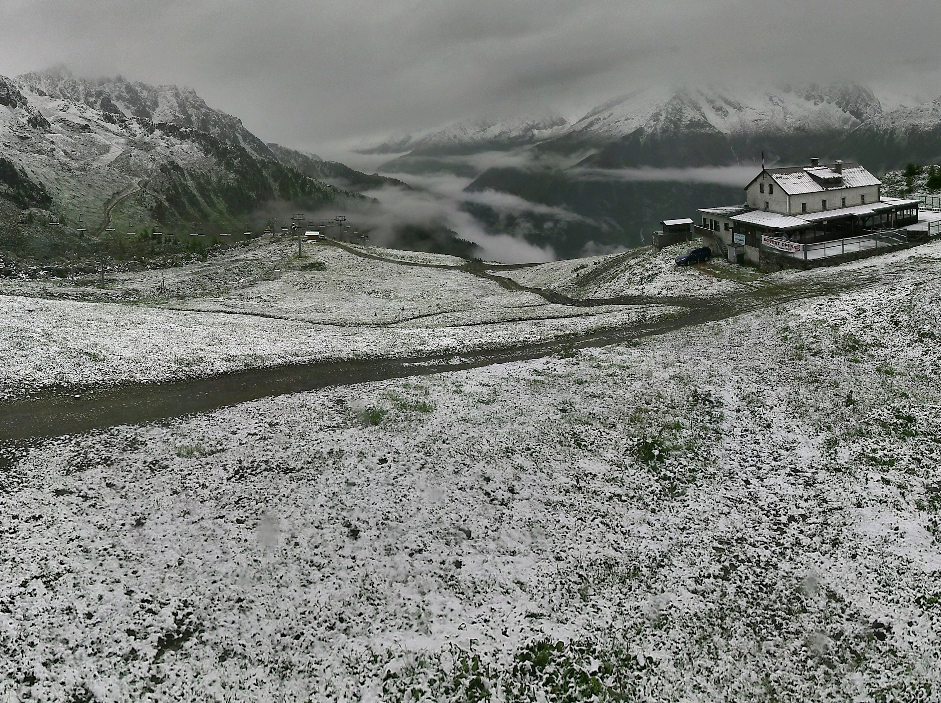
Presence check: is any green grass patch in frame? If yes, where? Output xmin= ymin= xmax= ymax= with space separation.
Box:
xmin=362 ymin=406 xmax=387 ymax=426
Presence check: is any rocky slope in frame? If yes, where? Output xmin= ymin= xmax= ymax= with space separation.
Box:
xmin=0 ymin=70 xmax=361 ymax=238
xmin=0 ymin=69 xmax=479 ymax=264
xmin=17 ymin=68 xmax=274 ymax=159
xmin=266 ymin=143 xmax=412 ymax=192
xmin=836 ymin=97 xmax=941 ymax=171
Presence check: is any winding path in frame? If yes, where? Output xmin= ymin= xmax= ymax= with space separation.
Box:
xmin=93 ymin=178 xmax=144 ymax=237
xmin=0 ymin=241 xmax=878 ymax=441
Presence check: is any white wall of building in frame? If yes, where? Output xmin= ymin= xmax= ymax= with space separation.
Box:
xmin=746 ymin=176 xmax=880 ymax=215
xmin=745 ymin=171 xmax=789 ymax=212
xmin=787 ymin=185 xmax=880 ymax=215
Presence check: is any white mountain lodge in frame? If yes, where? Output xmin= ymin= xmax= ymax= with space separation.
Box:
xmin=696 ymin=159 xmax=921 ymax=264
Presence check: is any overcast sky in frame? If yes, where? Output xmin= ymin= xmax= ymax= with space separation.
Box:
xmin=2 ymin=0 xmax=940 ymax=154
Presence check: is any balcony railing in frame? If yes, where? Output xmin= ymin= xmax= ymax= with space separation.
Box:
xmin=761 ymin=229 xmax=908 ymax=260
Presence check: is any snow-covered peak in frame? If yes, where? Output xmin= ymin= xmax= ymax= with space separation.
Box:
xmin=560 ymin=83 xmax=883 ymax=146
xmin=16 ymin=69 xmax=272 ymax=158
xmin=358 ymin=114 xmax=569 ymax=156
xmin=868 ymin=96 xmax=941 ymax=131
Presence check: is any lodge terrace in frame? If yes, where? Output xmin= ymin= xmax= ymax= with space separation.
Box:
xmin=689 ymin=159 xmax=929 ymax=268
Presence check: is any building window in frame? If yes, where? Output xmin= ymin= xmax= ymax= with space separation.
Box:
xmin=822 ymin=199 xmax=827 ymax=210
xmin=841 ymin=197 xmax=846 ymax=208
xmin=801 ymin=202 xmax=807 ymax=213
xmin=724 ymin=222 xmax=730 ymax=231
xmin=759 ymin=183 xmax=765 ymax=194
xmin=703 ymin=218 xmax=708 ymax=227
xmin=861 ymin=194 xmax=866 ymax=204
xmin=769 ymin=184 xmax=774 ymax=195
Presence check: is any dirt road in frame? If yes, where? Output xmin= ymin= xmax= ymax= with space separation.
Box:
xmin=0 ymin=242 xmax=877 ymax=441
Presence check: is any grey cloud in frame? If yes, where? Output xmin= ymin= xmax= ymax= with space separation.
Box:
xmin=357 ymin=181 xmax=557 ymax=263
xmin=1 ymin=0 xmax=940 ymax=152
xmin=571 ymin=166 xmax=762 ymax=187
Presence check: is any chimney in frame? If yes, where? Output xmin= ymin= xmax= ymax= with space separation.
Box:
xmin=810 ymin=157 xmax=820 ymax=167
xmin=834 ymin=160 xmax=843 ymax=174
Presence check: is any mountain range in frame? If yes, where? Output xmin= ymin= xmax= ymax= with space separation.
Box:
xmin=3 ymin=69 xmax=941 ymax=263
xmin=355 ymin=82 xmax=941 ymax=256
xmin=366 ymin=82 xmax=941 ymax=171
xmin=0 ymin=68 xmax=474 ymax=264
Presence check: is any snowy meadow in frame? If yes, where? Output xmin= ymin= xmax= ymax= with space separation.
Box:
xmin=1 ymin=239 xmax=940 ymax=701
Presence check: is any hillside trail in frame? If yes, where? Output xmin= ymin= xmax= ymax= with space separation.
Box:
xmin=0 ymin=239 xmax=886 ymax=441
xmin=326 ymin=240 xmax=719 ymax=310
xmin=93 ymin=178 xmax=144 ymax=237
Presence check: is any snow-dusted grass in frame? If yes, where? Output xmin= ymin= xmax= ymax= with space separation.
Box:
xmin=502 ymin=239 xmax=749 ymax=299
xmin=0 ymin=292 xmax=670 ymax=399
xmin=343 ymin=243 xmax=468 ymax=267
xmin=3 ymin=250 xmax=941 ymax=701
xmin=168 ymin=244 xmax=565 ymax=327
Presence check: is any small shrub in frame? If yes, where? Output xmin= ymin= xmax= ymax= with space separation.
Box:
xmin=363 ymin=406 xmax=386 ymax=426
xmin=634 ymin=435 xmax=668 ymax=464
xmin=927 ymin=165 xmax=941 ymax=191
xmin=175 ymin=443 xmax=209 ymax=458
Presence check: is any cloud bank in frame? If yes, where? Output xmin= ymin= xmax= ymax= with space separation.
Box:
xmin=1 ymin=0 xmax=939 ymax=153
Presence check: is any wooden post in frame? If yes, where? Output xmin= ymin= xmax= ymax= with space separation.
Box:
xmin=99 ymin=252 xmax=105 ymax=288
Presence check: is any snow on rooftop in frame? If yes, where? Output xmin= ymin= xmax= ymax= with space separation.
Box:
xmin=766 ymin=164 xmax=881 ymax=195
xmin=839 ymin=166 xmax=883 ymax=189
xmin=662 ymin=218 xmax=694 ymax=226
xmin=881 ymin=196 xmax=921 ymax=206
xmin=699 ymin=205 xmax=749 ymax=217
xmin=805 ymin=166 xmax=843 ymax=181
xmin=797 ymin=202 xmax=890 ymax=223
xmin=732 ymin=210 xmax=808 ymax=229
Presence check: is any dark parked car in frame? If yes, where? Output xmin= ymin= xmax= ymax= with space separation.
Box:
xmin=675 ymin=246 xmax=712 ymax=266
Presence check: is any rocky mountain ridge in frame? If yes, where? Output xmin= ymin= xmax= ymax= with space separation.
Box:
xmin=546 ymin=83 xmax=884 ymax=166
xmin=358 ymin=114 xmax=569 ymax=158
xmin=372 ymin=82 xmax=941 ymax=172
xmin=0 ymin=69 xmax=477 ymax=263
xmin=16 ymin=68 xmax=274 ymax=160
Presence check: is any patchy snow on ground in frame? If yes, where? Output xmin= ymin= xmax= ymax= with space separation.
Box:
xmin=502 ymin=240 xmax=752 ymax=300
xmin=2 ymin=246 xmax=941 ymax=701
xmin=343 ymin=243 xmax=468 ymax=268
xmin=166 ymin=245 xmax=586 ymax=328
xmin=0 ymin=272 xmax=675 ymax=400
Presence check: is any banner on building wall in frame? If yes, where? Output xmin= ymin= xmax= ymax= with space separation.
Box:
xmin=733 ymin=232 xmax=746 ymax=245
xmin=761 ymin=235 xmax=803 ymax=253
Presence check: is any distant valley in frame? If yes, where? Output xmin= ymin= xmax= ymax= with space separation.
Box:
xmin=361 ymin=82 xmax=941 ymax=257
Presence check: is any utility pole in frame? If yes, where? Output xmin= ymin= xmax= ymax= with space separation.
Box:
xmin=291 ymin=212 xmax=305 ymax=257
xmin=335 ymin=215 xmax=346 ymax=241
xmin=98 ymin=251 xmax=106 ymax=288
